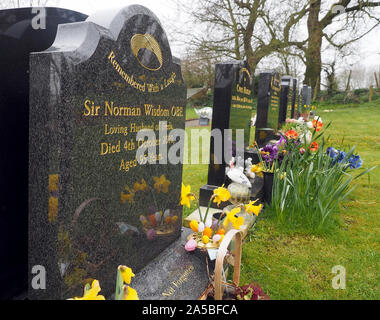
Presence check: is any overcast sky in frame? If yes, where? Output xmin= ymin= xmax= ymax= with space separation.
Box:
xmin=8 ymin=0 xmax=380 ymax=70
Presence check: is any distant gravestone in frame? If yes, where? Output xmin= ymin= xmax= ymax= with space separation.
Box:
xmin=255 ymin=71 xmax=281 ymax=146
xmin=279 ymin=76 xmax=292 ymax=127
xmin=199 ymin=61 xmax=254 ymax=208
xmin=299 ymin=85 xmax=312 ymax=118
xmin=0 ymin=7 xmax=87 ymax=300
xmin=290 ymin=79 xmax=298 ymax=119
xmin=28 ymin=5 xmax=187 ymax=299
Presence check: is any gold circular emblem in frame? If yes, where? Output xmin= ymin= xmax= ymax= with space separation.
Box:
xmin=130 ymin=34 xmax=163 ymax=71
xmin=240 ymin=67 xmax=252 ymax=79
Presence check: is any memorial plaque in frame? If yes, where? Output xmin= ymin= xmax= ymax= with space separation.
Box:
xmin=199 ymin=61 xmax=254 ymax=208
xmin=28 ymin=5 xmax=186 ymax=299
xmin=255 ymin=71 xmax=281 ymax=146
xmin=0 ymin=7 xmax=87 ymax=300
xmin=133 ymin=229 xmax=210 ymax=300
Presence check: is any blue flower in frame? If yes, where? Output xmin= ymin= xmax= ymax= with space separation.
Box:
xmin=348 ymin=155 xmax=363 ymax=169
xmin=326 ymin=147 xmax=338 ymax=159
xmin=337 ymin=151 xmax=347 ymax=164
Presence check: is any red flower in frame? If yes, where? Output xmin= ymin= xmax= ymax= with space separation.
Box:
xmin=312 ymin=120 xmax=323 ymax=132
xmin=310 ymin=142 xmax=319 ymax=152
xmin=300 ymin=147 xmax=306 ymax=155
xmin=285 ymin=130 xmax=299 ymax=140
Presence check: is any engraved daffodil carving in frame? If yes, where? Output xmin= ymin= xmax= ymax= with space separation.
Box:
xmin=133 ymin=179 xmax=147 ymax=192
xmin=153 ymin=175 xmax=171 ymax=194
xmin=121 ymin=186 xmax=135 ymax=204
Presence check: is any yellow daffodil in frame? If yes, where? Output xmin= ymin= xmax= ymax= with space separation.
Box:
xmin=119 ymin=266 xmax=135 ymax=285
xmin=133 ymin=179 xmax=147 ymax=192
xmin=245 ymin=200 xmax=263 ymax=217
xmin=213 ymin=186 xmax=231 ymax=207
xmin=251 ymin=163 xmax=264 ymax=178
xmin=153 ymin=175 xmax=171 ymax=194
xmin=232 ymin=216 xmax=244 ymax=230
xmin=69 ymin=280 xmax=105 ymax=300
xmin=180 ymin=184 xmax=195 ymax=208
xmin=123 ymin=285 xmax=139 ymax=300
xmin=121 ymin=186 xmax=135 ymax=204
xmin=223 ymin=207 xmax=244 ymax=230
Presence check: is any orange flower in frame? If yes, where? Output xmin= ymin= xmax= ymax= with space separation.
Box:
xmin=310 ymin=141 xmax=319 ymax=152
xmin=285 ymin=130 xmax=299 ymax=140
xmin=312 ymin=120 xmax=323 ymax=132
xmin=203 ymin=227 xmax=213 ymax=238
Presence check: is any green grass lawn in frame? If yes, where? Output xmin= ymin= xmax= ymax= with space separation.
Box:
xmin=182 ymin=99 xmax=380 ymax=300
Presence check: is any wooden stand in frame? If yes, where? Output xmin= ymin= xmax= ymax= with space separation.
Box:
xmin=214 ymin=229 xmax=243 ymax=300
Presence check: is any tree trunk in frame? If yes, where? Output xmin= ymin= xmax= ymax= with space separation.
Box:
xmin=304 ymin=0 xmax=322 ymax=94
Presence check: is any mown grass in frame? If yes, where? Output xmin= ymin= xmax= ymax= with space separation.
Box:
xmin=182 ymin=99 xmax=380 ymax=299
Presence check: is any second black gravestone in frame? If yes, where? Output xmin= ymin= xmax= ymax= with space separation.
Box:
xmin=290 ymin=78 xmax=298 ymax=119
xmin=254 ymin=71 xmax=281 ymax=147
xmin=29 ymin=5 xmax=190 ymax=300
xmin=0 ymin=7 xmax=88 ymax=300
xmin=279 ymin=76 xmax=292 ymax=127
xmin=199 ymin=61 xmax=254 ymax=208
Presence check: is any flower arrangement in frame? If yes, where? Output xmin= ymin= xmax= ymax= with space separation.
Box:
xmin=250 ymin=116 xmax=325 ymax=173
xmin=182 ymin=184 xmax=262 ymax=251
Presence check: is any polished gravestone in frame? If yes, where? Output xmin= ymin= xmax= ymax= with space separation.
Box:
xmin=0 ymin=7 xmax=87 ymax=300
xmin=199 ymin=61 xmax=255 ymax=208
xmin=29 ymin=5 xmax=188 ymax=300
xmin=290 ymin=78 xmax=298 ymax=119
xmin=299 ymin=85 xmax=312 ymax=118
xmin=255 ymin=71 xmax=281 ymax=147
xmin=279 ymin=76 xmax=292 ymax=127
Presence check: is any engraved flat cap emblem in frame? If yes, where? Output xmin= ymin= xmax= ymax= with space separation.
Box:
xmin=131 ymin=34 xmax=163 ymax=71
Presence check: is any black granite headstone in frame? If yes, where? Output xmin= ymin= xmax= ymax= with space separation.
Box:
xmin=279 ymin=76 xmax=292 ymax=127
xmin=0 ymin=7 xmax=87 ymax=300
xmin=290 ymin=78 xmax=298 ymax=119
xmin=254 ymin=71 xmax=281 ymax=146
xmin=199 ymin=61 xmax=254 ymax=208
xmin=300 ymin=84 xmax=312 ymax=117
xmin=28 ymin=5 xmax=187 ymax=300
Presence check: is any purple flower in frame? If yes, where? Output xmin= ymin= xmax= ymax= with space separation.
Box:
xmin=261 ymin=145 xmax=278 ymax=162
